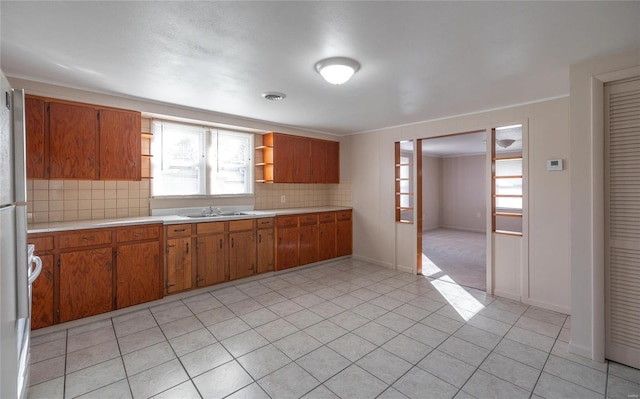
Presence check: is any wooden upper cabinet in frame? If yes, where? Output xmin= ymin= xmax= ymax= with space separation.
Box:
xmin=25 ymin=96 xmax=46 ymax=179
xmin=271 ymin=133 xmax=295 ymax=182
xmin=48 ymin=102 xmax=98 ymax=179
xmin=24 ymin=95 xmax=142 ymax=181
xmin=99 ymin=108 xmax=141 ymax=180
xmin=292 ymin=136 xmax=311 ymax=183
xmin=326 ymin=141 xmax=340 ymax=183
xmin=263 ymin=132 xmax=339 ymax=184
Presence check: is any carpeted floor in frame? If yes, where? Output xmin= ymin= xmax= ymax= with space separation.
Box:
xmin=422 ymin=228 xmax=486 ymax=291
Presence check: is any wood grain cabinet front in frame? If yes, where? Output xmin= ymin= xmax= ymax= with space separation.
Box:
xmin=24 ymin=95 xmax=142 ymax=181
xmin=115 ymin=224 xmax=162 ymax=309
xmin=257 ymin=218 xmax=275 ymax=274
xmin=59 ymin=247 xmax=113 ymax=323
xmin=195 ymin=221 xmax=227 ymax=288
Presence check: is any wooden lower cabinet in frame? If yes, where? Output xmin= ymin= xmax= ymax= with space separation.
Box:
xmin=59 ymin=247 xmax=113 ymax=323
xmin=165 ymin=237 xmax=192 ymax=294
xmin=256 ymin=222 xmax=276 ymax=273
xmin=276 ymin=218 xmax=299 ymax=271
xmin=318 ymin=218 xmax=337 ymax=261
xmin=196 ymin=234 xmax=227 ymax=287
xmin=275 ymin=210 xmax=352 ymax=270
xmin=299 ymin=222 xmax=319 ymax=265
xmin=116 ymin=241 xmax=162 ymax=309
xmin=229 ymin=231 xmax=256 ymax=280
xmin=337 ymin=210 xmax=353 ymax=257
xmin=31 ymin=254 xmax=54 ymax=329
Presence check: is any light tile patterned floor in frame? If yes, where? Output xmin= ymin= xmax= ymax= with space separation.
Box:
xmin=28 ymin=259 xmax=640 ymax=399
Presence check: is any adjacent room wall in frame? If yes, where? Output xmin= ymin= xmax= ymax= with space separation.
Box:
xmin=441 ymin=154 xmax=486 ymax=232
xmin=421 ymin=155 xmax=441 ymax=231
xmin=348 ymin=96 xmax=571 ymax=314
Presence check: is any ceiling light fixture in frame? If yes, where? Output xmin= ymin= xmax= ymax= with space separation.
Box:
xmin=262 ymin=91 xmax=286 ymax=101
xmin=315 ymin=57 xmax=360 ymax=85
xmin=496 ymin=139 xmax=515 ymax=149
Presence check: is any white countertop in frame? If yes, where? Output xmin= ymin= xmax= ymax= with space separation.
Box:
xmin=27 ymin=206 xmax=352 ymax=234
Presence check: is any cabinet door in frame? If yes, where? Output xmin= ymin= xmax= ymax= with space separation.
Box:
xmin=257 ymin=228 xmax=274 ymax=274
xmin=166 ymin=237 xmax=192 ymax=294
xmin=310 ymin=140 xmax=327 ymax=183
xmin=293 ymin=137 xmax=311 ymax=183
xmin=229 ymin=231 xmax=256 ymax=280
xmin=99 ymin=109 xmax=141 ymax=180
xmin=318 ymin=220 xmax=337 ymax=261
xmin=326 ymin=141 xmax=340 ymax=183
xmin=337 ymin=213 xmax=353 ymax=257
xmin=299 ymin=223 xmax=318 ymax=265
xmin=196 ymin=234 xmax=226 ymax=287
xmin=273 ymin=134 xmax=295 ymax=182
xmin=116 ymin=241 xmax=162 ymax=309
xmin=48 ymin=102 xmax=98 ymax=179
xmin=59 ymin=248 xmax=113 ymax=322
xmin=276 ymin=226 xmax=298 ymax=270
xmin=31 ymin=254 xmax=54 ymax=329
xmin=25 ymin=97 xmax=46 ymax=179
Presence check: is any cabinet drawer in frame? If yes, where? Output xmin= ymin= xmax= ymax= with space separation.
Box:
xmin=59 ymin=230 xmax=111 ymax=249
xmin=336 ymin=210 xmax=352 ymax=221
xmin=256 ymin=218 xmax=274 ymax=229
xmin=166 ymin=224 xmax=192 ymax=238
xmin=116 ymin=225 xmax=161 ymax=243
xmin=28 ymin=235 xmax=54 ymax=251
xmin=229 ymin=219 xmax=255 ymax=232
xmin=319 ymin=212 xmax=335 ymax=223
xmin=277 ymin=215 xmax=298 ymax=228
xmin=299 ymin=214 xmax=318 ymax=225
xmin=196 ymin=221 xmax=225 ymax=235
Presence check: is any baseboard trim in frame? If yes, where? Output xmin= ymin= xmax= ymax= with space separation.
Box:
xmin=352 ymin=254 xmax=393 ymax=269
xmin=494 ymin=290 xmax=521 ymax=302
xmin=396 ymin=264 xmax=415 ymax=274
xmin=568 ymin=341 xmax=593 ymax=360
xmin=524 ymin=297 xmax=571 ymax=316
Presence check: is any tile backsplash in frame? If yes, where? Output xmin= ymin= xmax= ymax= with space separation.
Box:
xmin=27 ymin=180 xmax=151 ymax=223
xmin=27 ymin=179 xmax=351 ymax=223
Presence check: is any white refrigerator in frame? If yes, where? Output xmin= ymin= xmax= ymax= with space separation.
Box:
xmin=0 ymin=70 xmax=42 ymax=399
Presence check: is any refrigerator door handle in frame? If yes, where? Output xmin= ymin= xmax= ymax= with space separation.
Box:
xmin=12 ymin=88 xmax=26 ymax=204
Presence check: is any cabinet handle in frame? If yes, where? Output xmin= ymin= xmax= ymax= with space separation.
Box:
xmin=219 ymin=239 xmax=223 ymax=249
xmin=231 ymin=238 xmax=234 ymax=248
xmin=278 ymin=238 xmax=282 ymax=245
xmin=81 ymin=236 xmax=91 ymax=241
xmin=166 ymin=282 xmax=175 ymax=288
xmin=258 ymin=234 xmax=261 ymax=244
xmin=185 ymin=242 xmax=189 ymax=254
xmin=173 ymin=228 xmax=186 ymax=233
xmin=133 ymin=232 xmax=142 ymax=237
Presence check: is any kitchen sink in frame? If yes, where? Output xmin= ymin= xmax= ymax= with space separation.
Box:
xmin=182 ymin=212 xmax=250 ymax=218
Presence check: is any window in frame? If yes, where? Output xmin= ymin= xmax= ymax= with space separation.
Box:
xmin=395 ymin=140 xmax=415 ymax=223
xmin=151 ymin=120 xmax=253 ymax=196
xmin=491 ymin=124 xmax=523 ymax=235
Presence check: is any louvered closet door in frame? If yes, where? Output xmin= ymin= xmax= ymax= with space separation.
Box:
xmin=605 ymin=78 xmax=640 ymax=369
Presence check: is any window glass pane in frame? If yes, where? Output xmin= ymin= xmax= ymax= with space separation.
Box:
xmin=152 ymin=121 xmax=205 ymax=196
xmin=210 ymin=131 xmax=253 ymax=195
xmin=495 ymin=159 xmax=522 ymax=176
xmin=495 ymin=178 xmax=522 ymax=196
xmin=496 ymin=197 xmax=522 ymax=210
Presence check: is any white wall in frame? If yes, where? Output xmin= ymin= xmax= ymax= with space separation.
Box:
xmin=422 ymin=155 xmax=441 ymax=231
xmin=348 ymin=97 xmax=572 ymax=314
xmin=569 ymin=48 xmax=640 ymax=361
xmin=441 ymin=155 xmax=486 ymax=232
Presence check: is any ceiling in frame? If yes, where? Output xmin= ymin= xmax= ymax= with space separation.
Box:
xmin=1 ymin=2 xmax=639 ymax=136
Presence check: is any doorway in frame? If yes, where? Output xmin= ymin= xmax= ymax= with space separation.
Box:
xmin=420 ymin=131 xmax=488 ymax=291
